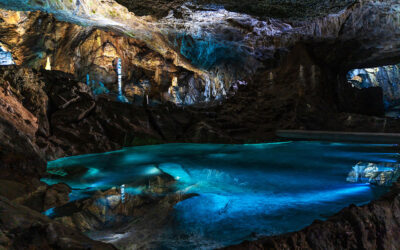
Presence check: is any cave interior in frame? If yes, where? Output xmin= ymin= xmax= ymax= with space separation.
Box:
xmin=0 ymin=0 xmax=400 ymax=249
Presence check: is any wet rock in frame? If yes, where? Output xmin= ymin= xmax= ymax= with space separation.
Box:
xmin=52 ymin=184 xmax=195 ymax=232
xmin=347 ymin=162 xmax=400 ymax=186
xmin=46 ymin=165 xmax=89 ymax=180
xmin=10 ymin=182 xmax=71 ymax=212
xmin=43 ymin=183 xmax=72 ymax=211
xmin=132 ymin=171 xmax=177 ymax=194
xmin=0 ymin=196 xmax=116 ymax=249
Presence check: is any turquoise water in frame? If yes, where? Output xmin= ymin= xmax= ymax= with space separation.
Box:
xmin=43 ymin=141 xmax=399 ymax=248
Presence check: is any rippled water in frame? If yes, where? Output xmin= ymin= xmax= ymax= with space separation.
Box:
xmin=42 ymin=141 xmax=399 ymax=249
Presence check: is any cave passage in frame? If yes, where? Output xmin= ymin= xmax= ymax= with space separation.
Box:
xmin=347 ymin=64 xmax=400 ymax=118
xmin=42 ymin=141 xmax=399 ymax=249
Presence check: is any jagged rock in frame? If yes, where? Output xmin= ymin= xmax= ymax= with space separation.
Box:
xmin=51 ymin=99 xmax=96 ymax=125
xmin=0 ymin=116 xmax=45 ymax=181
xmin=0 ymin=2 xmax=398 ymax=248
xmin=51 ymin=174 xmax=194 ymax=232
xmin=0 ymin=196 xmax=116 ymax=249
xmin=43 ymin=183 xmax=72 ymax=211
xmin=0 ymin=0 xmax=397 ymax=106
xmin=0 ymin=180 xmax=71 ymax=212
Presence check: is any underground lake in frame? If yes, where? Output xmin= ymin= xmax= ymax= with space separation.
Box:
xmin=41 ymin=141 xmax=400 ymax=249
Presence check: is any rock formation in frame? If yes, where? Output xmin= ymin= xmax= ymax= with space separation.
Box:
xmin=0 ymin=196 xmax=116 ymax=249
xmin=347 ymin=162 xmax=400 ymax=186
xmin=0 ymin=0 xmax=399 ymax=249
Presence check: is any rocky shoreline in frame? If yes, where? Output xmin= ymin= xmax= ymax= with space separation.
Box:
xmin=0 ymin=0 xmax=399 ymax=248
xmin=0 ymin=64 xmax=399 ymax=249
xmin=226 ymin=178 xmax=400 ymax=250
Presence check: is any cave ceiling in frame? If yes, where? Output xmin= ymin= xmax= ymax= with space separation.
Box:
xmin=0 ymin=0 xmax=398 ymax=99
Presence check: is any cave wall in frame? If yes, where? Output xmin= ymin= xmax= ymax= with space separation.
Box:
xmin=0 ymin=1 xmax=399 ymax=248
xmin=0 ymin=0 xmax=398 ymax=108
xmin=0 ymin=10 xmax=217 ymax=105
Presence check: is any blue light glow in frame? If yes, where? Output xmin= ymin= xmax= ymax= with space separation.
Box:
xmin=42 ymin=141 xmax=398 ymax=248
xmin=177 ymin=34 xmax=243 ymax=70
xmin=43 ymin=207 xmax=55 ymax=217
xmin=143 ymin=165 xmax=161 ymax=175
xmin=158 ymin=163 xmax=191 ymax=182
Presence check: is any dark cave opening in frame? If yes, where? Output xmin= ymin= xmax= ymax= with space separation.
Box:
xmin=345 ymin=64 xmax=400 ymax=118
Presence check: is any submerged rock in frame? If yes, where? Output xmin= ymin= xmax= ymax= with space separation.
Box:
xmin=346 ymin=162 xmax=400 ymax=186
xmin=51 ymin=178 xmax=195 ymax=233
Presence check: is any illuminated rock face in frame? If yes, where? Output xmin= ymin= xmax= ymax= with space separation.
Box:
xmin=347 ymin=162 xmax=400 ymax=186
xmin=348 ymin=65 xmax=400 ymax=109
xmin=0 ymin=0 xmax=398 ymax=105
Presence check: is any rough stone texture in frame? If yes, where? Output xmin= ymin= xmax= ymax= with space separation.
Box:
xmin=0 ymin=116 xmax=45 ymax=181
xmin=2 ymin=43 xmax=400 ymax=162
xmin=116 ymin=0 xmax=354 ymax=19
xmin=0 ymin=179 xmax=71 ymax=212
xmin=0 ymin=10 xmax=208 ymax=104
xmin=0 ymin=196 xmax=116 ymax=250
xmin=0 ymin=0 xmax=398 ymax=249
xmin=0 ymin=0 xmax=398 ymax=105
xmin=225 ymin=179 xmax=400 ymax=250
xmin=15 ymin=183 xmax=71 ymax=212
xmin=52 ymin=181 xmax=193 ymax=232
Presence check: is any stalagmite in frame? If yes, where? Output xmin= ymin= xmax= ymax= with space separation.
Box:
xmin=121 ymin=184 xmax=125 ymax=203
xmin=117 ymin=58 xmax=122 ymax=97
xmin=204 ymin=76 xmax=211 ymax=102
xmin=116 ymin=58 xmax=128 ymax=102
xmin=45 ymin=56 xmax=51 ymax=70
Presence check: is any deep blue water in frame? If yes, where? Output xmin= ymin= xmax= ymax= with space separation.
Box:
xmin=42 ymin=141 xmax=399 ymax=249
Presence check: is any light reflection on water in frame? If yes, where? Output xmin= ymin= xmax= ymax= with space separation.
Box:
xmin=42 ymin=141 xmax=399 ymax=248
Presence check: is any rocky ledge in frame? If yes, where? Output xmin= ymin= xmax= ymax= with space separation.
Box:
xmin=0 ymin=195 xmax=116 ymax=249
